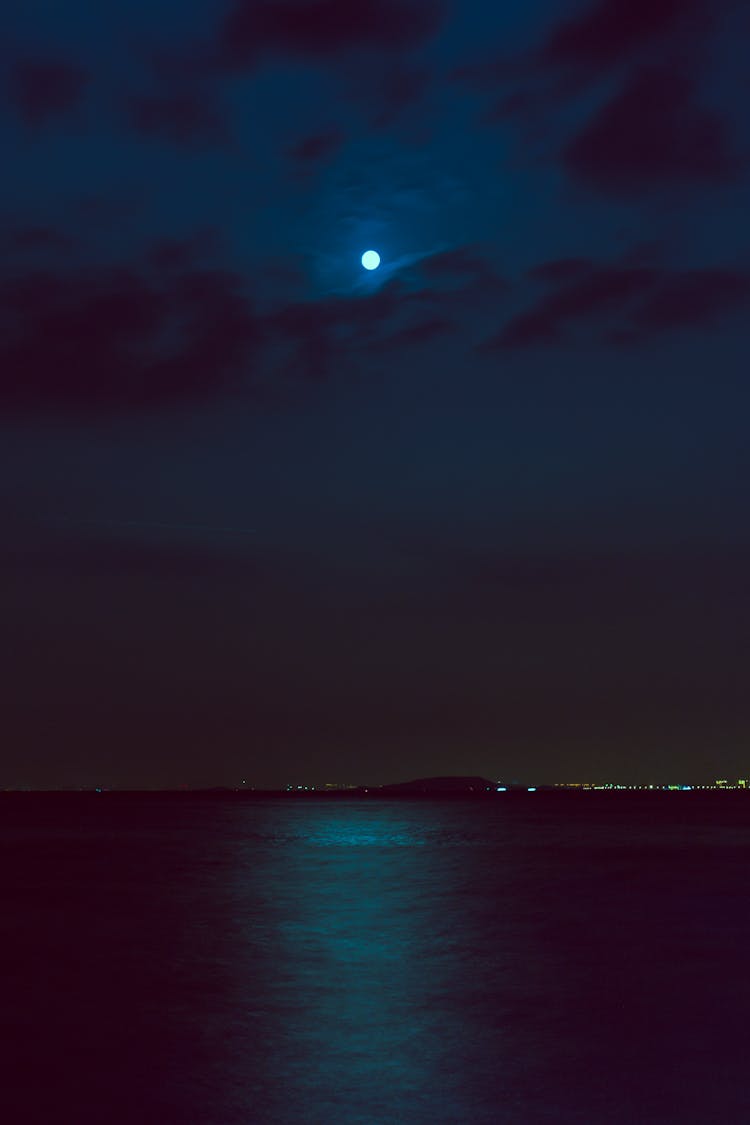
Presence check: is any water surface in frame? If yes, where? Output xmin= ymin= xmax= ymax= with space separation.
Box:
xmin=2 ymin=794 xmax=749 ymax=1123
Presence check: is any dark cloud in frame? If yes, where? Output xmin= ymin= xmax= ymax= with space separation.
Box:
xmin=9 ymin=58 xmax=88 ymax=126
xmin=376 ymin=316 xmax=454 ymax=348
xmin=287 ymin=127 xmax=344 ymax=167
xmin=5 ymin=226 xmax=72 ymax=254
xmin=143 ymin=269 xmax=263 ymax=398
xmin=265 ymin=258 xmax=508 ymax=376
xmin=0 ymin=263 xmax=261 ymax=413
xmin=218 ymin=0 xmax=445 ymax=68
xmin=369 ymin=65 xmax=431 ymax=127
xmin=261 ymin=256 xmax=308 ymax=296
xmin=564 ymin=68 xmax=741 ymax=194
xmin=454 ymin=0 xmax=741 ymax=198
xmin=127 ymin=92 xmax=227 ymax=146
xmin=456 ymin=0 xmax=715 ymax=97
xmin=631 ymin=269 xmax=750 ymax=336
xmin=540 ymin=0 xmax=705 ymax=73
xmin=74 ymin=194 xmax=146 ymax=228
xmin=480 ymin=89 xmax=545 ymax=127
xmin=268 ymin=285 xmax=401 ymax=379
xmin=419 ymin=245 xmax=507 ymax=291
xmin=490 ymin=260 xmax=750 ymax=349
xmin=147 ymin=229 xmax=222 ymax=270
xmin=0 ymin=239 xmax=492 ymax=409
xmin=490 ymin=265 xmax=655 ymax=349
xmin=1 ymin=267 xmax=163 ymax=410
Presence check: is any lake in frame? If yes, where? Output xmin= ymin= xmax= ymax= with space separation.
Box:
xmin=2 ymin=793 xmax=750 ymax=1123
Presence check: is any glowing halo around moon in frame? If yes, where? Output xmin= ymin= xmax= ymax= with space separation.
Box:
xmin=361 ymin=250 xmax=381 ymax=271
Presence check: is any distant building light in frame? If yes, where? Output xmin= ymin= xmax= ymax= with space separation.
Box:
xmin=496 ymin=786 xmax=507 ymax=792
xmin=527 ymin=787 xmax=537 ymax=792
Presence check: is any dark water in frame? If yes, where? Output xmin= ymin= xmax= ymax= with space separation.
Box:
xmin=2 ymin=794 xmax=750 ymax=1124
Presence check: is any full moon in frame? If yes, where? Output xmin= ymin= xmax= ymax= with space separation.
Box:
xmin=361 ymin=250 xmax=380 ymax=271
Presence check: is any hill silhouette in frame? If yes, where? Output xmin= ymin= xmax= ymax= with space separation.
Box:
xmin=377 ymin=776 xmax=496 ymax=794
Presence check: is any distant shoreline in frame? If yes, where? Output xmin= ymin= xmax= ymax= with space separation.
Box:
xmin=1 ymin=787 xmax=748 ymax=798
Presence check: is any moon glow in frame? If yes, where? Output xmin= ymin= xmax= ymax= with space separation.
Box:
xmin=361 ymin=250 xmax=381 ymax=271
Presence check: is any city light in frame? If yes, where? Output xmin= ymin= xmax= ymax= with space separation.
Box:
xmin=269 ymin=777 xmax=750 ymax=795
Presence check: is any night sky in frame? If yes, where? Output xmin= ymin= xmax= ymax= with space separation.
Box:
xmin=3 ymin=0 xmax=749 ymax=788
